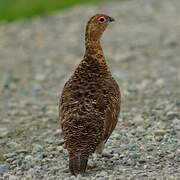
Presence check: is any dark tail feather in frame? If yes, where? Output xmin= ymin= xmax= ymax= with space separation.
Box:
xmin=69 ymin=154 xmax=88 ymax=176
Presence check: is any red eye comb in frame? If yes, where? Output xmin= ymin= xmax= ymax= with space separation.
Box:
xmin=97 ymin=16 xmax=106 ymax=22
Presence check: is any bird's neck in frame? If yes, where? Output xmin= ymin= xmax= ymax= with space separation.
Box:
xmin=85 ymin=39 xmax=102 ymax=54
xmin=74 ymin=39 xmax=111 ymax=78
xmin=84 ymin=39 xmax=107 ymax=67
xmin=73 ymin=39 xmax=110 ymax=77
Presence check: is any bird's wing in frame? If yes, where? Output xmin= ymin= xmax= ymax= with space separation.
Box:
xmin=97 ymin=78 xmax=121 ymax=143
xmin=59 ymin=80 xmax=72 ymax=129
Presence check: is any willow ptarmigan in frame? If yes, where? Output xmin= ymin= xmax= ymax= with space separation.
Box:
xmin=59 ymin=14 xmax=121 ymax=175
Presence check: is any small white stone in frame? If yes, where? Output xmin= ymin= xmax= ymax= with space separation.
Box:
xmin=109 ymin=175 xmax=115 ymax=180
xmin=54 ymin=129 xmax=62 ymax=136
xmin=33 ymin=144 xmax=43 ymax=152
xmin=9 ymin=175 xmax=18 ymax=180
xmin=154 ymin=129 xmax=167 ymax=136
xmin=133 ymin=115 xmax=144 ymax=126
xmin=25 ymin=155 xmax=33 ymax=161
xmin=99 ymin=171 xmax=108 ymax=177
xmin=35 ymin=74 xmax=46 ymax=81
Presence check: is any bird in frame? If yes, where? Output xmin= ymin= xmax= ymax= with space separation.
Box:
xmin=59 ymin=14 xmax=121 ymax=176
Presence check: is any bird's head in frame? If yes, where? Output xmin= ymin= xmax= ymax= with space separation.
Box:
xmin=85 ymin=14 xmax=115 ymax=42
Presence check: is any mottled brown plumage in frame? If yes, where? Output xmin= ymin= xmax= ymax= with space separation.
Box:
xmin=59 ymin=14 xmax=121 ymax=175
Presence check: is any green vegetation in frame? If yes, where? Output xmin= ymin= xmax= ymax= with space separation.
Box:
xmin=0 ymin=0 xmax=99 ymax=22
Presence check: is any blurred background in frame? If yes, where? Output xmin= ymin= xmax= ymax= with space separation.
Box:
xmin=0 ymin=0 xmax=100 ymax=22
xmin=0 ymin=0 xmax=179 ymax=179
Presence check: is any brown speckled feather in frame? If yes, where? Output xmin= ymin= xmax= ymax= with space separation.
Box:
xmin=59 ymin=14 xmax=121 ymax=176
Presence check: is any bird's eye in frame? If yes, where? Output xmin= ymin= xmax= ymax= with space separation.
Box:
xmin=97 ymin=16 xmax=106 ymax=23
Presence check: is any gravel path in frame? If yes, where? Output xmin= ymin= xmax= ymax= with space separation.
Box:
xmin=0 ymin=0 xmax=180 ymax=179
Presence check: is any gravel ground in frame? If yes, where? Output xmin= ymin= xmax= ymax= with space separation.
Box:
xmin=0 ymin=0 xmax=180 ymax=179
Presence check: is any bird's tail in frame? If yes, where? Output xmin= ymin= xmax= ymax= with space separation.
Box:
xmin=69 ymin=153 xmax=88 ymax=176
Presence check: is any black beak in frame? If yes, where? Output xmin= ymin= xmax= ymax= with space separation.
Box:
xmin=108 ymin=16 xmax=115 ymax=22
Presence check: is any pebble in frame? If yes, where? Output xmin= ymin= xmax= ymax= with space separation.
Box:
xmin=45 ymin=138 xmax=54 ymax=144
xmin=155 ymin=78 xmax=165 ymax=87
xmin=0 ymin=153 xmax=5 ymax=162
xmin=6 ymin=157 xmax=16 ymax=163
xmin=8 ymin=175 xmax=19 ymax=180
xmin=176 ymin=100 xmax=180 ymax=106
xmin=35 ymin=73 xmax=46 ymax=81
xmin=2 ymin=71 xmax=18 ymax=90
xmin=7 ymin=142 xmax=21 ymax=149
xmin=96 ymin=171 xmax=108 ymax=178
xmin=0 ymin=128 xmax=9 ymax=138
xmin=133 ymin=115 xmax=144 ymax=126
xmin=56 ymin=146 xmax=64 ymax=153
xmin=126 ymin=159 xmax=134 ymax=166
xmin=100 ymin=171 xmax=108 ymax=177
xmin=64 ymin=177 xmax=75 ymax=180
xmin=130 ymin=152 xmax=141 ymax=159
xmin=138 ymin=158 xmax=146 ymax=164
xmin=109 ymin=175 xmax=115 ymax=180
xmin=25 ymin=155 xmax=33 ymax=161
xmin=96 ymin=177 xmax=107 ymax=180
xmin=4 ymin=153 xmax=16 ymax=159
xmin=54 ymin=139 xmax=64 ymax=146
xmin=16 ymin=149 xmax=28 ymax=154
xmin=155 ymin=136 xmax=164 ymax=142
xmin=102 ymin=152 xmax=113 ymax=158
xmin=154 ymin=129 xmax=167 ymax=136
xmin=172 ymin=118 xmax=180 ymax=130
xmin=0 ymin=164 xmax=9 ymax=174
xmin=166 ymin=111 xmax=179 ymax=120
xmin=54 ymin=129 xmax=62 ymax=136
xmin=136 ymin=126 xmax=145 ymax=133
xmin=10 ymin=164 xmax=17 ymax=169
xmin=33 ymin=144 xmax=43 ymax=152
